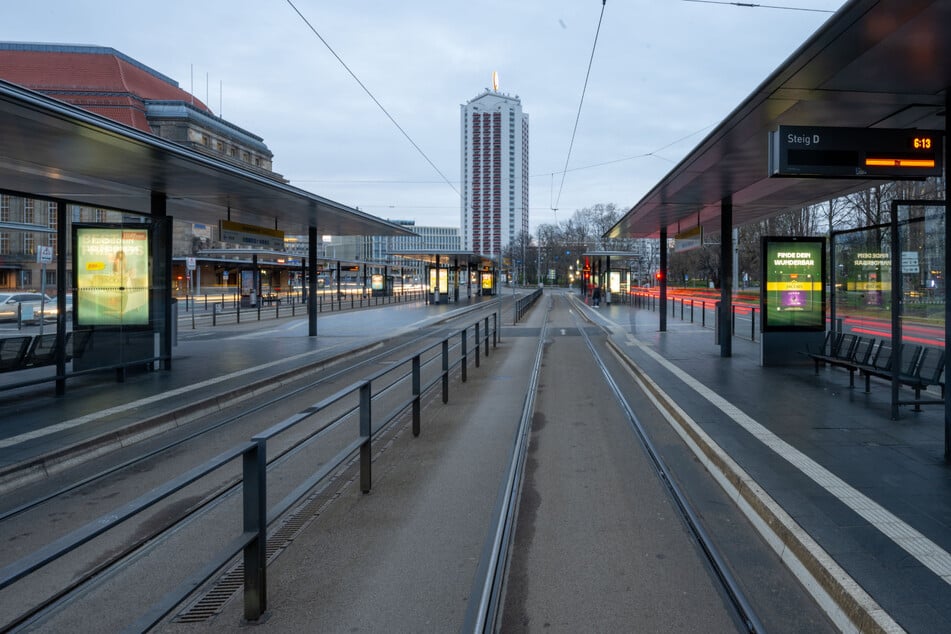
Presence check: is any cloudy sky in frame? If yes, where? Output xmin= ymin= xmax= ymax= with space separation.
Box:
xmin=3 ymin=0 xmax=844 ymax=232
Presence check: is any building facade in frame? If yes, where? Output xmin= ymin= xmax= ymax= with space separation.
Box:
xmin=0 ymin=43 xmax=283 ymax=290
xmin=460 ymin=88 xmax=529 ymax=257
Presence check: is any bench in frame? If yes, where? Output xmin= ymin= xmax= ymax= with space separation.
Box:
xmin=0 ymin=330 xmax=92 ymax=373
xmin=806 ymin=332 xmax=874 ymax=387
xmin=806 ymin=333 xmax=945 ymax=410
xmin=0 ymin=335 xmax=33 ymax=372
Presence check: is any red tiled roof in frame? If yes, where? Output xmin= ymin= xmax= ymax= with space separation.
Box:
xmin=0 ymin=48 xmax=211 ymax=133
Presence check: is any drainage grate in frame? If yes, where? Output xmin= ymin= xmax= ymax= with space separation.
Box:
xmin=173 ymin=414 xmax=411 ymax=624
xmin=173 ymin=465 xmax=356 ymax=623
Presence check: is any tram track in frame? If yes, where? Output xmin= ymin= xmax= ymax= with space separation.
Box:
xmin=0 ymin=300 xmax=505 ymax=632
xmin=468 ymin=292 xmax=769 ymax=632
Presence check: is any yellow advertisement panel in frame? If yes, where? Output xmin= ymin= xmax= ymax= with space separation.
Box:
xmin=481 ymin=272 xmax=493 ymax=290
xmin=429 ymin=269 xmax=448 ymax=294
xmin=75 ymin=227 xmax=150 ymax=326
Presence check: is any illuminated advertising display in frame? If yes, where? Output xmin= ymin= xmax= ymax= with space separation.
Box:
xmin=480 ymin=272 xmax=493 ymax=290
xmin=371 ymin=274 xmax=385 ymax=291
xmin=74 ymin=226 xmax=150 ymax=326
xmin=609 ymin=272 xmax=621 ymax=294
xmin=761 ymin=237 xmax=825 ymax=331
xmin=429 ymin=268 xmax=448 ymax=294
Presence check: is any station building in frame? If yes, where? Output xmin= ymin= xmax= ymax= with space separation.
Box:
xmin=0 ymin=42 xmax=284 ymax=292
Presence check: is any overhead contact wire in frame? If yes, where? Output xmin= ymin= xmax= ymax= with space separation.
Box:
xmin=554 ymin=0 xmax=607 ymax=213
xmin=284 ymin=0 xmax=459 ymax=196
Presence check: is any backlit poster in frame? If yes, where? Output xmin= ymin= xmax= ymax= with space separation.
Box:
xmin=761 ymin=237 xmax=825 ymax=331
xmin=429 ymin=269 xmax=448 ymax=294
xmin=75 ymin=226 xmax=150 ymax=326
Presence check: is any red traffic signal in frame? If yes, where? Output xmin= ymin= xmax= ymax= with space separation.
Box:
xmin=655 ymin=271 xmax=663 ymax=280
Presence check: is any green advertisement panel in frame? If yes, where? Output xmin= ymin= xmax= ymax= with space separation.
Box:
xmin=761 ymin=236 xmax=825 ymax=331
xmin=74 ymin=226 xmax=151 ymax=326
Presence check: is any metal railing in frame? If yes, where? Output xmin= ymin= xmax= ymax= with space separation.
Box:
xmin=514 ymin=288 xmax=543 ymax=323
xmin=631 ymin=292 xmax=759 ymax=341
xmin=0 ymin=311 xmax=500 ymax=631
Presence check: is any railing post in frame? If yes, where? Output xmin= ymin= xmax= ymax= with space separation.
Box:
xmin=488 ymin=315 xmax=494 ymax=352
xmin=243 ymin=439 xmax=268 ymax=621
xmin=731 ymin=305 xmax=736 ymax=335
xmin=237 ymin=298 xmax=241 ymax=324
xmin=412 ymin=355 xmax=421 ymax=437
xmin=690 ymin=300 xmax=695 ymax=323
xmin=461 ymin=327 xmax=468 ymax=382
xmin=212 ymin=303 xmax=218 ymax=327
xmin=751 ymin=307 xmax=756 ymax=341
xmin=475 ymin=322 xmax=481 ymax=368
xmin=702 ymin=301 xmax=706 ymax=327
xmin=442 ymin=339 xmax=449 ymax=404
xmin=360 ymin=382 xmax=372 ymax=493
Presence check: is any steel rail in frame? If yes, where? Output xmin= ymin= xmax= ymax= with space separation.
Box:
xmin=569 ymin=295 xmax=766 ymax=634
xmin=0 ymin=300 xmax=503 ymax=525
xmin=462 ymin=294 xmax=550 ymax=633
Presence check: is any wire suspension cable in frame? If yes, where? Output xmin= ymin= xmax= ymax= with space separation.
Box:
xmin=553 ymin=0 xmax=607 ymax=213
xmin=284 ymin=0 xmax=459 ymax=196
xmin=682 ymin=0 xmax=835 ymax=12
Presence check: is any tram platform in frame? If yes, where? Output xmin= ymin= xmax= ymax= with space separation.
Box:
xmin=0 ymin=289 xmax=948 ymax=632
xmin=588 ymin=297 xmax=951 ymax=633
xmin=0 ymin=297 xmax=495 ymax=486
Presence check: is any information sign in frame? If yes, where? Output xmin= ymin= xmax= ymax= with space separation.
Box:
xmin=37 ymin=245 xmax=54 ymax=264
xmin=769 ymin=126 xmax=943 ymax=179
xmin=761 ymin=236 xmax=826 ymax=332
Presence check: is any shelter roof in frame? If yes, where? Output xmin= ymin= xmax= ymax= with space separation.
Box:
xmin=0 ymin=80 xmax=412 ymax=238
xmin=391 ymin=250 xmax=492 ymax=267
xmin=607 ymin=0 xmax=949 ymax=239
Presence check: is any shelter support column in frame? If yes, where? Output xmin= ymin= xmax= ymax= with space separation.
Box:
xmin=308 ymin=225 xmax=317 ymax=337
xmin=659 ymin=228 xmax=667 ymax=332
xmin=945 ymin=90 xmax=950 ymax=460
xmin=720 ymin=196 xmax=733 ymax=357
xmin=55 ymin=197 xmax=68 ymax=395
xmin=153 ymin=192 xmax=172 ymax=371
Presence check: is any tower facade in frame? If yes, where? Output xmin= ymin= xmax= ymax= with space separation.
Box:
xmin=460 ymin=88 xmax=529 ymax=256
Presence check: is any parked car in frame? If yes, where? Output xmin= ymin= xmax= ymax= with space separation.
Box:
xmin=36 ymin=293 xmax=73 ymax=323
xmin=0 ymin=292 xmax=54 ymax=324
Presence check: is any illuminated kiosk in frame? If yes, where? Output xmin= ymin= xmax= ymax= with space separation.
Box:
xmin=760 ymin=236 xmax=826 ymax=366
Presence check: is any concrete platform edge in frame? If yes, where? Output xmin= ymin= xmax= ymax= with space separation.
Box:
xmin=605 ymin=336 xmax=901 ymax=634
xmin=0 ymin=341 xmax=384 ymax=495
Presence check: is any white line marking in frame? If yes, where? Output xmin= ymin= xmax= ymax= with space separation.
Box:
xmin=624 ymin=332 xmax=951 ymax=586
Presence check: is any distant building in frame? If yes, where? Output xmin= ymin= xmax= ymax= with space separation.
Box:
xmin=460 ymin=85 xmax=529 ymax=257
xmin=0 ymin=42 xmax=282 ymax=289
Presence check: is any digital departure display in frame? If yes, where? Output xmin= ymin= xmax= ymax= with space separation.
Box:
xmin=768 ymin=126 xmax=943 ymax=179
xmin=761 ymin=237 xmax=825 ymax=332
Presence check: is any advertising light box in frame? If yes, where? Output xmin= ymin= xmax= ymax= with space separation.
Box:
xmin=74 ymin=226 xmax=151 ymax=326
xmin=429 ymin=268 xmax=448 ymax=294
xmin=761 ymin=237 xmax=825 ymax=332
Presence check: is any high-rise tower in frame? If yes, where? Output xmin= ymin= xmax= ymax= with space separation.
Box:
xmin=460 ymin=81 xmax=529 ymax=256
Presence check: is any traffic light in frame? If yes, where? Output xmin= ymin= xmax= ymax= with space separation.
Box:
xmin=655 ymin=271 xmax=663 ymax=281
